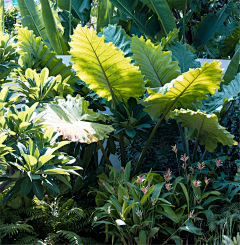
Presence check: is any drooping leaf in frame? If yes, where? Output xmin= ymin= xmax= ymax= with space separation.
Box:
xmin=168 ymin=42 xmax=201 ymax=73
xmin=107 ymin=0 xmax=162 ymax=39
xmin=38 ymin=95 xmax=114 ymax=144
xmin=70 ymin=25 xmax=145 ymax=103
xmin=139 ymin=0 xmax=176 ymax=38
xmin=131 ymin=35 xmax=180 ymax=88
xmin=32 ymin=179 xmax=44 ymax=200
xmin=193 ymin=5 xmax=231 ymax=48
xmin=171 ymin=109 xmax=237 ymax=152
xmin=143 ymin=61 xmax=223 ymax=120
xmin=99 ymin=24 xmax=132 ymax=58
xmin=202 ymin=73 xmax=240 ymax=115
xmin=221 ymin=25 xmax=240 ymax=57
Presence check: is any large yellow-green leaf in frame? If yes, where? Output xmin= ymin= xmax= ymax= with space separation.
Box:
xmin=38 ymin=95 xmax=114 ymax=144
xmin=143 ymin=61 xmax=223 ymax=120
xmin=131 ymin=36 xmax=180 ymax=88
xmin=70 ymin=25 xmax=145 ymax=103
xmin=171 ymin=109 xmax=238 ymax=152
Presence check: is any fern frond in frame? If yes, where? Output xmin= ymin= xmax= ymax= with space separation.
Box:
xmin=0 ymin=223 xmax=34 ymax=237
xmin=57 ymin=230 xmax=83 ymax=245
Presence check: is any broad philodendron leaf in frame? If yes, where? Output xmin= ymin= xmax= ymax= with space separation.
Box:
xmin=39 ymin=95 xmax=114 ymax=144
xmin=99 ymin=25 xmax=132 ymax=58
xmin=143 ymin=61 xmax=223 ymax=120
xmin=140 ymin=0 xmax=176 ymax=38
xmin=131 ymin=36 xmax=180 ymax=88
xmin=171 ymin=109 xmax=237 ymax=152
xmin=160 ymin=28 xmax=179 ymax=50
xmin=168 ymin=42 xmax=201 ymax=73
xmin=193 ymin=5 xmax=231 ymax=48
xmin=203 ymin=73 xmax=240 ymax=115
xmin=70 ymin=25 xmax=145 ymax=103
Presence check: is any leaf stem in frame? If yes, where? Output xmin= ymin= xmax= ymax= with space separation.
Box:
xmin=219 ymin=101 xmax=234 ymax=125
xmin=192 ymin=117 xmax=204 ymax=163
xmin=133 ymin=106 xmax=170 ymax=175
xmin=98 ymin=141 xmax=112 ymax=166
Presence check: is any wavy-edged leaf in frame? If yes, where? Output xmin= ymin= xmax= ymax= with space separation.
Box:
xmin=203 ymin=73 xmax=240 ymax=115
xmin=160 ymin=28 xmax=179 ymax=50
xmin=143 ymin=61 xmax=223 ymax=120
xmin=99 ymin=24 xmax=132 ymax=58
xmin=15 ymin=27 xmax=78 ymax=86
xmin=108 ymin=0 xmax=161 ymax=39
xmin=168 ymin=42 xmax=200 ymax=73
xmin=70 ymin=25 xmax=144 ymax=103
xmin=131 ymin=35 xmax=180 ymax=88
xmin=221 ymin=25 xmax=240 ymax=57
xmin=140 ymin=0 xmax=176 ymax=37
xmin=38 ymin=95 xmax=114 ymax=144
xmin=171 ymin=109 xmax=237 ymax=152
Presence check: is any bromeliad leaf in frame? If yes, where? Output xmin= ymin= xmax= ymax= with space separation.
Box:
xmin=143 ymin=61 xmax=223 ymax=120
xmin=171 ymin=109 xmax=237 ymax=152
xmin=70 ymin=25 xmax=145 ymax=103
xmin=39 ymin=95 xmax=114 ymax=144
xmin=131 ymin=36 xmax=181 ymax=88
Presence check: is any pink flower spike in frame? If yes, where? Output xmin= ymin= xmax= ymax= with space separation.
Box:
xmin=172 ymin=144 xmax=178 ymax=154
xmin=121 ymin=167 xmax=125 ymax=172
xmin=181 ymin=154 xmax=189 ymax=163
xmin=204 ymin=177 xmax=211 ymax=186
xmin=192 ymin=179 xmax=201 ymax=188
xmin=181 ymin=162 xmax=187 ymax=170
xmin=198 ymin=162 xmax=205 ymax=171
xmin=142 ymin=187 xmax=148 ymax=195
xmin=103 ymin=179 xmax=106 ymax=187
xmin=165 ymin=183 xmax=172 ymax=192
xmin=216 ymin=159 xmax=223 ymax=168
xmin=164 ymin=168 xmax=172 ymax=182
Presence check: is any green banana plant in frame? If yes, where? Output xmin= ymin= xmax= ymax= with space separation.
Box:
xmin=17 ymin=0 xmax=68 ymax=54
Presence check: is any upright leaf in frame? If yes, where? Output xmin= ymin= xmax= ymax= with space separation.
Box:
xmin=140 ymin=0 xmax=176 ymax=37
xmin=108 ymin=0 xmax=161 ymax=39
xmin=97 ymin=0 xmax=114 ymax=33
xmin=143 ymin=61 xmax=223 ymax=120
xmin=131 ymin=36 xmax=180 ymax=87
xmin=193 ymin=5 xmax=231 ymax=48
xmin=40 ymin=0 xmax=68 ymax=55
xmin=70 ymin=25 xmax=144 ymax=103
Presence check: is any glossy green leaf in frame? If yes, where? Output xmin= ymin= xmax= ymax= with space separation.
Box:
xmin=32 ymin=179 xmax=44 ymax=200
xmin=139 ymin=230 xmax=147 ymax=245
xmin=21 ymin=177 xmax=32 ymax=196
xmin=140 ymin=186 xmax=154 ymax=205
xmin=97 ymin=0 xmax=114 ymax=32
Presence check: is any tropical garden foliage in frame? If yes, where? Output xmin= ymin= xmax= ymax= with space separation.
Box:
xmin=0 ymin=0 xmax=239 ymax=244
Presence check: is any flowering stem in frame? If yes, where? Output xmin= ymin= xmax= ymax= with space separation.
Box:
xmin=192 ymin=117 xmax=204 ymax=163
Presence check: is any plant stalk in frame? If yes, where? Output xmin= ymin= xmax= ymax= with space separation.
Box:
xmin=133 ymin=107 xmax=171 ymax=175
xmin=192 ymin=117 xmax=204 ymax=163
xmin=69 ymin=0 xmax=72 ymax=38
xmin=98 ymin=141 xmax=111 ymax=166
xmin=220 ymin=101 xmax=234 ymax=125
xmin=178 ymin=123 xmax=188 ymax=156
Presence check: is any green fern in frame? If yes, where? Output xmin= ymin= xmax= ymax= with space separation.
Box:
xmin=57 ymin=230 xmax=83 ymax=245
xmin=0 ymin=223 xmax=35 ymax=238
